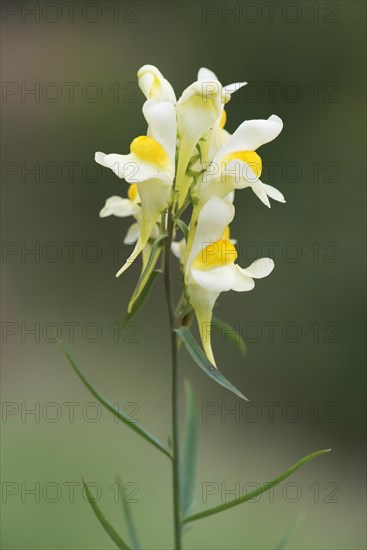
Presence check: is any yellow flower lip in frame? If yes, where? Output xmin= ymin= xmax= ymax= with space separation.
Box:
xmin=224 ymin=150 xmax=262 ymax=178
xmin=193 ymin=239 xmax=237 ymax=270
xmin=130 ymin=135 xmax=170 ymax=169
xmin=127 ymin=183 xmax=139 ymax=202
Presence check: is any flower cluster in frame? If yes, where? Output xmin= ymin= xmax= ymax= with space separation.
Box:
xmin=96 ymin=65 xmax=284 ymax=366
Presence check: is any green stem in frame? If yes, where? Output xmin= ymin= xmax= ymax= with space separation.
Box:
xmin=164 ymin=206 xmax=182 ymax=549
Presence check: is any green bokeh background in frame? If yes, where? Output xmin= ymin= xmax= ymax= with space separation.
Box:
xmin=1 ymin=1 xmax=366 ymax=548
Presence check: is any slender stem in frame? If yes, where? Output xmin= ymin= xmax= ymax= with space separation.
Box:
xmin=164 ymin=206 xmax=182 ymax=549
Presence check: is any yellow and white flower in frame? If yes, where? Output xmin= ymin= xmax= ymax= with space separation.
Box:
xmin=175 ymin=67 xmax=246 ymax=207
xmin=197 ymin=115 xmax=285 ymax=207
xmin=99 ymin=183 xmax=159 ymax=245
xmin=95 ymin=98 xmax=177 ymax=276
xmin=185 ymin=196 xmax=274 ymax=365
xmin=99 ymin=182 xmax=161 ymax=312
xmin=196 ymin=67 xmax=246 ymax=161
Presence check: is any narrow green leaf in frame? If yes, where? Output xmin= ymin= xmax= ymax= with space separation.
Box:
xmin=174 ymin=327 xmax=248 ymax=401
xmin=82 ymin=477 xmax=131 ymax=549
xmin=183 ymin=449 xmax=331 ymax=524
xmin=180 ymin=381 xmax=199 ymax=518
xmin=59 ymin=342 xmax=172 ymax=459
xmin=175 ymin=218 xmax=189 ymax=242
xmin=122 ymin=269 xmax=159 ymax=330
xmin=135 ymin=234 xmax=166 ymax=294
xmin=116 ymin=476 xmax=141 ymax=550
xmin=212 ymin=317 xmax=247 ymax=357
xmin=276 ymin=512 xmax=305 ymax=549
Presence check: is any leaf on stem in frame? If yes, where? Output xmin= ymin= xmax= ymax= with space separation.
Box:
xmin=116 ymin=475 xmax=141 ymax=550
xmin=60 ymin=342 xmax=172 ymax=459
xmin=174 ymin=327 xmax=248 ymax=401
xmin=175 ymin=219 xmax=189 ymax=242
xmin=212 ymin=316 xmax=247 ymax=357
xmin=82 ymin=476 xmax=131 ymax=550
xmin=180 ymin=381 xmax=199 ymax=518
xmin=183 ymin=449 xmax=331 ymax=524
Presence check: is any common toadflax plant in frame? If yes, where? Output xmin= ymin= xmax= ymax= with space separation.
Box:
xmin=62 ymin=65 xmax=330 ymax=550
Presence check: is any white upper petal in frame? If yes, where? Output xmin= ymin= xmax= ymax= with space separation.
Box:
xmin=143 ymin=99 xmax=177 ymax=169
xmin=177 ymin=79 xmax=223 ymax=142
xmin=137 ymin=65 xmax=176 ymax=103
xmin=223 ymin=82 xmax=247 ymax=95
xmin=214 ymin=115 xmax=283 ymax=162
xmin=99 ymin=196 xmax=137 ymax=218
xmin=197 ymin=67 xmax=219 ymax=82
xmin=241 ymin=258 xmax=275 ymax=278
xmin=187 ymin=197 xmax=235 ymax=273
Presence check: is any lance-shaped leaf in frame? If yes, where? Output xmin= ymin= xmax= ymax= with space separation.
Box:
xmin=212 ymin=316 xmax=247 ymax=357
xmin=183 ymin=449 xmax=331 ymax=524
xmin=82 ymin=477 xmax=131 ymax=550
xmin=180 ymin=381 xmax=199 ymax=518
xmin=174 ymin=327 xmax=247 ymax=401
xmin=116 ymin=476 xmax=141 ymax=550
xmin=175 ymin=218 xmax=189 ymax=242
xmin=60 ymin=342 xmax=171 ymax=459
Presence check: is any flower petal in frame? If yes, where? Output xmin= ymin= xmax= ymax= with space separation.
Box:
xmin=197 ymin=67 xmax=219 ymax=82
xmin=143 ymin=99 xmax=177 ymax=169
xmin=99 ymin=196 xmax=137 ymax=218
xmin=115 ymin=180 xmax=171 ymax=277
xmin=123 ymin=222 xmax=140 ymax=244
xmin=262 ymin=183 xmax=286 ymax=203
xmin=214 ymin=115 xmax=283 ymax=161
xmin=251 ymin=182 xmax=271 ymax=208
xmin=171 ymin=239 xmax=186 ymax=261
xmin=95 ymin=152 xmax=130 ymax=179
xmin=223 ymin=81 xmax=247 ymax=98
xmin=230 ymin=265 xmax=255 ymax=291
xmin=138 ymin=64 xmax=176 ymax=103
xmin=191 ymin=265 xmax=237 ymax=292
xmin=176 ymin=80 xmax=223 ymax=206
xmin=241 ymin=258 xmax=275 ymax=278
xmin=187 ymin=197 xmax=235 ymax=274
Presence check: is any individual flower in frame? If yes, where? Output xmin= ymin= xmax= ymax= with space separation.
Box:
xmin=99 ymin=183 xmax=160 ymax=311
xmin=175 ymin=68 xmax=246 ymax=207
xmin=196 ymin=115 xmax=285 ymax=208
xmin=95 ymin=98 xmax=177 ymax=276
xmin=196 ymin=67 xmax=246 ymax=161
xmin=99 ymin=183 xmax=144 ymax=245
xmin=185 ymin=196 xmax=274 ymax=365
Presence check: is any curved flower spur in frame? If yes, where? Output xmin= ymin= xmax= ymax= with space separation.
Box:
xmin=61 ymin=64 xmax=331 ymax=550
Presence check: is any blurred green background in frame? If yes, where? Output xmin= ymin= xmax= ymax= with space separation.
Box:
xmin=1 ymin=1 xmax=366 ymax=549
